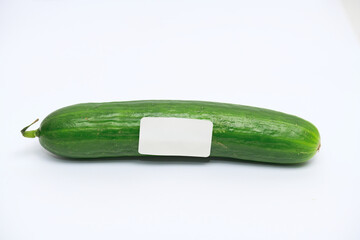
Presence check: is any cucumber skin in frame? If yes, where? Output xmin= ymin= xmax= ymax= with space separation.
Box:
xmin=37 ymin=100 xmax=320 ymax=164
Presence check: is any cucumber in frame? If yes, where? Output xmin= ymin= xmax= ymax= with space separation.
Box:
xmin=21 ymin=100 xmax=320 ymax=164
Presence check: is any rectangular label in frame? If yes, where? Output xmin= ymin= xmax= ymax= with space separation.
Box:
xmin=138 ymin=117 xmax=213 ymax=157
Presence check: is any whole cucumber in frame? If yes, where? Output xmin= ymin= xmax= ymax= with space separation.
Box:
xmin=21 ymin=100 xmax=320 ymax=164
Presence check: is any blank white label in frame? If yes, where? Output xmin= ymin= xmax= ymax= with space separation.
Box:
xmin=138 ymin=117 xmax=213 ymax=157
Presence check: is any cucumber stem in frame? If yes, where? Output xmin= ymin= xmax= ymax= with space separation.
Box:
xmin=21 ymin=119 xmax=39 ymax=138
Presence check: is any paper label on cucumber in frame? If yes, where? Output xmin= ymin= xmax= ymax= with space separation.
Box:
xmin=138 ymin=117 xmax=213 ymax=157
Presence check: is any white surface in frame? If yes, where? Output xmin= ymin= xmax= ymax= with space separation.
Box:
xmin=139 ymin=117 xmax=213 ymax=157
xmin=1 ymin=0 xmax=360 ymax=239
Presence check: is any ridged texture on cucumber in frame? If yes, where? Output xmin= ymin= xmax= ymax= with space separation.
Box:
xmin=36 ymin=100 xmax=320 ymax=163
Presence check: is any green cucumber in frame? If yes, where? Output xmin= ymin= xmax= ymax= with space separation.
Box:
xmin=21 ymin=100 xmax=320 ymax=164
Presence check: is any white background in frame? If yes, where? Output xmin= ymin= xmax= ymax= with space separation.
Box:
xmin=1 ymin=0 xmax=360 ymax=239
